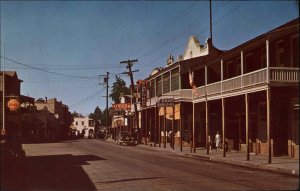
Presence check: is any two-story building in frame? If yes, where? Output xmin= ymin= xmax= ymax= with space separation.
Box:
xmin=0 ymin=71 xmax=35 ymax=142
xmin=139 ymin=18 xmax=299 ymax=162
xmin=71 ymin=116 xmax=97 ymax=138
xmin=35 ymin=97 xmax=72 ymax=140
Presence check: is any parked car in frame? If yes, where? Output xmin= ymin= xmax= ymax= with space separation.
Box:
xmin=116 ymin=131 xmax=137 ymax=146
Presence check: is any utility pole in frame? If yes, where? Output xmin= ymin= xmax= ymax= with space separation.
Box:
xmin=210 ymin=0 xmax=213 ymax=43
xmin=99 ymin=72 xmax=110 ymax=130
xmin=120 ymin=59 xmax=139 ymax=141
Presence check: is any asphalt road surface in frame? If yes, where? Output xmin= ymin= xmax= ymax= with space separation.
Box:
xmin=21 ymin=139 xmax=298 ymax=191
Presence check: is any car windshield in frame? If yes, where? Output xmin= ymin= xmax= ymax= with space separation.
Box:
xmin=120 ymin=132 xmax=130 ymax=136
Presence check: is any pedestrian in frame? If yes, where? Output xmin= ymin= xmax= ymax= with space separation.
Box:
xmin=208 ymin=135 xmax=212 ymax=152
xmin=168 ymin=131 xmax=173 ymax=147
xmin=215 ymin=131 xmax=221 ymax=152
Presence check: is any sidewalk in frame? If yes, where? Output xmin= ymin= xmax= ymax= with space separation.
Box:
xmin=133 ymin=141 xmax=299 ymax=176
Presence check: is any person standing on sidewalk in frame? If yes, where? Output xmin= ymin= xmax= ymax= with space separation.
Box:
xmin=215 ymin=131 xmax=221 ymax=152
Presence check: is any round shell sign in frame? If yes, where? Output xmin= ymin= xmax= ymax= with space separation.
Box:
xmin=7 ymin=99 xmax=20 ymax=111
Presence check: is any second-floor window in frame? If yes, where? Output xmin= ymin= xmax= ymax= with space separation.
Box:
xmin=156 ymin=76 xmax=162 ymax=97
xmin=276 ymin=39 xmax=290 ymax=67
xmin=81 ymin=121 xmax=84 ymax=126
xmin=291 ymin=35 xmax=299 ymax=67
xmin=163 ymin=72 xmax=170 ymax=94
xmin=171 ymin=68 xmax=179 ymax=91
xmin=150 ymin=79 xmax=155 ymax=98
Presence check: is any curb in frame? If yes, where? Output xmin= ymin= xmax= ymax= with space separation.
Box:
xmin=185 ymin=153 xmax=299 ymax=177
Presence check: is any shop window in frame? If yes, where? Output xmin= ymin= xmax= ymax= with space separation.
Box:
xmin=258 ymin=103 xmax=267 ymax=143
xmin=292 ymin=103 xmax=299 ymax=145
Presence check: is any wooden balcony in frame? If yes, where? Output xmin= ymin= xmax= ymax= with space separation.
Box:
xmin=147 ymin=67 xmax=298 ymax=105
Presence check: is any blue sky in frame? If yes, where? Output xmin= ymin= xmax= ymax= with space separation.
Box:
xmin=0 ymin=1 xmax=298 ymax=115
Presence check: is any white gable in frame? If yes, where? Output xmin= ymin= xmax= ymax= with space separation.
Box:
xmin=183 ymin=36 xmax=209 ymax=60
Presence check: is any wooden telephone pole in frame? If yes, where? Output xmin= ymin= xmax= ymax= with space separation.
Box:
xmin=120 ymin=59 xmax=139 ymax=141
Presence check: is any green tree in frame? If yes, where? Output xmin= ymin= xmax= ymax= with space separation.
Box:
xmin=101 ymin=108 xmax=112 ymax=127
xmin=89 ymin=106 xmax=102 ymax=121
xmin=71 ymin=111 xmax=80 ymax=117
xmin=110 ymin=75 xmax=130 ymax=104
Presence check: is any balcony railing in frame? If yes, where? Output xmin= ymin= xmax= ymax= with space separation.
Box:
xmin=270 ymin=67 xmax=299 ymax=82
xmin=243 ymin=68 xmax=267 ymax=87
xmin=147 ymin=67 xmax=298 ymax=105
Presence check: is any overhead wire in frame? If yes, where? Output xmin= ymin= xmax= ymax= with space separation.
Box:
xmin=1 ymin=56 xmax=98 ymax=79
xmin=138 ymin=3 xmax=245 ymax=73
xmin=69 ymin=88 xmax=105 ymax=109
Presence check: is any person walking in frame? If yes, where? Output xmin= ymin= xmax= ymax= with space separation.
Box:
xmin=215 ymin=131 xmax=221 ymax=152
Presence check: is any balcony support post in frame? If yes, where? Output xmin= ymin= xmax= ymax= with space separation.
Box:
xmin=192 ymin=102 xmax=196 ymax=153
xmin=267 ymin=88 xmax=272 ymax=164
xmin=245 ymin=93 xmax=250 ymax=161
xmin=222 ymin=98 xmax=226 ymax=157
xmin=266 ymin=39 xmax=270 ymax=83
xmin=206 ymin=98 xmax=210 ymax=155
xmin=221 ymin=59 xmax=223 ymax=92
xmin=241 ymin=51 xmax=244 ymax=87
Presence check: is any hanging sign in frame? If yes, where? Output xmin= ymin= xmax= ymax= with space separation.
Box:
xmin=7 ymin=98 xmax=20 ymax=112
xmin=112 ymin=103 xmax=131 ymax=110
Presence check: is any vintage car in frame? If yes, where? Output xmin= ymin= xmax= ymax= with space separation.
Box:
xmin=116 ymin=131 xmax=137 ymax=145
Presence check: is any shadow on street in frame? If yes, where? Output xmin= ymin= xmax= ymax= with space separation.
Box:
xmin=24 ymin=154 xmax=105 ymax=191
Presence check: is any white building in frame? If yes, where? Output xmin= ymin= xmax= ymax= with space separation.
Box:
xmin=71 ymin=116 xmax=96 ymax=138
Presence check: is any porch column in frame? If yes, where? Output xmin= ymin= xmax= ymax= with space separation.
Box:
xmin=222 ymin=98 xmax=226 ymax=157
xmin=205 ymin=65 xmax=210 ymax=155
xmin=267 ymin=88 xmax=272 ymax=164
xmin=245 ymin=93 xmax=250 ymax=160
xmin=221 ymin=59 xmax=223 ymax=92
xmin=172 ymin=104 xmax=175 ymax=150
xmin=158 ymin=105 xmax=161 ymax=147
xmin=164 ymin=106 xmax=166 ymax=148
xmin=145 ymin=108 xmax=148 ymax=145
xmin=206 ymin=100 xmax=210 ymax=155
xmin=266 ymin=39 xmax=270 ymax=83
xmin=192 ymin=102 xmax=196 ymax=153
xmin=154 ymin=106 xmax=157 ymax=147
xmin=180 ymin=102 xmax=183 ymax=152
xmin=241 ymin=51 xmax=244 ymax=87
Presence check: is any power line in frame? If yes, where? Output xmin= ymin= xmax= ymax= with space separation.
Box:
xmin=1 ymin=56 xmax=98 ymax=79
xmin=69 ymin=89 xmax=104 ymax=108
xmin=138 ymin=3 xmax=245 ymax=71
xmin=5 ymin=65 xmax=123 ymax=71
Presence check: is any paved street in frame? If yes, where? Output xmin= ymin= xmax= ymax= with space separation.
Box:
xmin=20 ymin=139 xmax=298 ymax=191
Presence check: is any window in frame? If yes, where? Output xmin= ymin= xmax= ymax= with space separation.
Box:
xmin=163 ymin=72 xmax=170 ymax=94
xmin=261 ymin=47 xmax=266 ymax=68
xmin=171 ymin=68 xmax=179 ymax=91
xmin=258 ymin=103 xmax=267 ymax=143
xmin=276 ymin=39 xmax=290 ymax=67
xmin=290 ymin=35 xmax=299 ymax=67
xmin=149 ymin=80 xmax=155 ymax=98
xmin=244 ymin=53 xmax=253 ymax=73
xmin=89 ymin=120 xmax=94 ymax=127
xmin=81 ymin=121 xmax=84 ymax=126
xmin=156 ymin=76 xmax=162 ymax=97
xmin=75 ymin=121 xmax=78 ymax=126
